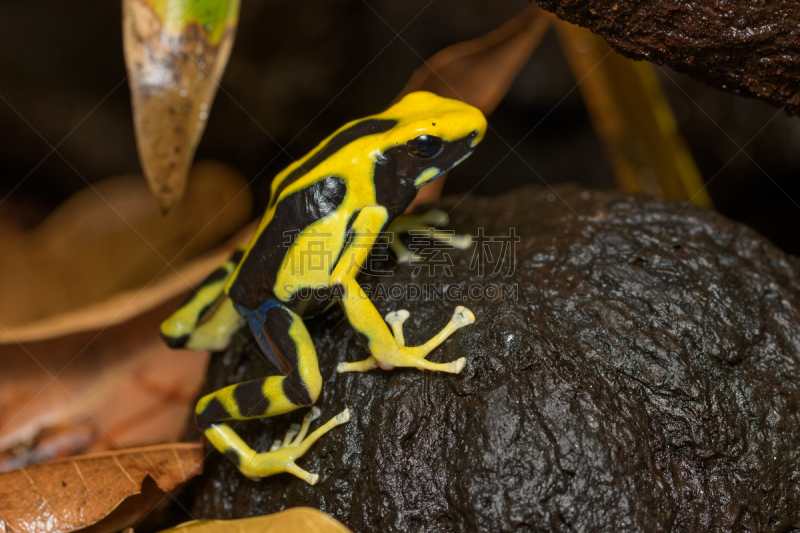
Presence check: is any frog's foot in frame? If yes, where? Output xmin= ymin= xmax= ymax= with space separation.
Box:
xmin=392 ymin=244 xmax=421 ymax=264
xmin=393 ymin=306 xmax=473 ymax=373
xmin=270 ymin=406 xmax=322 ymax=451
xmin=385 ymin=210 xmax=472 ymax=263
xmin=206 ymin=408 xmax=350 ymax=485
xmin=337 ymin=306 xmax=474 ymax=374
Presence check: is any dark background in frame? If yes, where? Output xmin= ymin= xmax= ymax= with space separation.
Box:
xmin=1 ymin=0 xmax=798 ymax=252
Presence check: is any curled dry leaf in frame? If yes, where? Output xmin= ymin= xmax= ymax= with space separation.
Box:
xmin=0 ymin=218 xmax=255 ymax=344
xmin=0 ymin=196 xmax=255 ymax=464
xmin=123 ymin=0 xmax=241 ymax=212
xmin=398 ymin=6 xmax=554 ymax=209
xmin=0 ymin=161 xmax=252 ymax=331
xmin=0 ymin=442 xmax=203 ymax=533
xmin=158 ymin=508 xmax=353 ymax=533
xmin=0 ymin=301 xmax=210 ymax=470
xmin=555 ymin=22 xmax=712 ymax=206
xmin=397 ymin=5 xmax=553 ymax=115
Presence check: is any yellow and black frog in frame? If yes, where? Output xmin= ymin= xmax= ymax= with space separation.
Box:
xmin=160 ymin=91 xmax=487 ymax=484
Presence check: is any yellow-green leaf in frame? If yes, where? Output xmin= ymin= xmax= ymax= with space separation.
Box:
xmin=148 ymin=0 xmax=240 ymax=45
xmin=159 ymin=508 xmax=354 ymax=533
xmin=123 ymin=0 xmax=240 ymax=212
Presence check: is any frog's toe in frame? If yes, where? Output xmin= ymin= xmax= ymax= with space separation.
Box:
xmin=452 ymin=233 xmax=472 ymax=249
xmin=307 ymin=406 xmax=322 ymax=422
xmin=445 ymin=357 xmax=467 ymax=374
xmin=288 ymin=407 xmax=324 ymax=447
xmin=452 ymin=306 xmax=475 ymax=327
xmin=385 ymin=309 xmax=410 ymax=325
xmin=386 ymin=309 xmax=411 ymax=346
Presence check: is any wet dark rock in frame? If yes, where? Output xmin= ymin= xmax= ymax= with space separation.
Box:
xmin=191 ymin=185 xmax=800 ymax=532
xmin=533 ymin=0 xmax=800 ymax=115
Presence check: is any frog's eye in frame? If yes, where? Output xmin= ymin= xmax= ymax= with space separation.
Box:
xmin=407 ymin=135 xmax=442 ymax=157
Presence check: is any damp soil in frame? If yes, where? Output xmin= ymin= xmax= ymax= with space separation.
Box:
xmin=190 ymin=185 xmax=800 ymax=532
xmin=533 ymin=0 xmax=800 ymax=115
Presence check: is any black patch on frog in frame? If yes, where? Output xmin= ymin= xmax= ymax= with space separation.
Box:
xmin=234 ymin=379 xmax=270 ymax=417
xmin=162 ymin=333 xmax=189 ymax=349
xmin=354 ymin=329 xmax=370 ymax=348
xmin=345 ymin=210 xmax=360 ymax=241
xmin=374 ymin=131 xmax=479 ymax=219
xmin=201 ymin=266 xmax=230 ymax=285
xmin=283 ymin=378 xmax=313 ymax=407
xmin=326 ymin=210 xmax=360 ymax=281
xmin=269 ymin=119 xmax=396 ymax=207
xmin=223 ymin=451 xmax=240 ymax=467
xmin=254 ymin=305 xmax=314 ymax=406
xmin=168 ymin=247 xmax=246 ymax=332
xmin=196 ymin=398 xmax=231 ymax=429
xmin=197 ymin=303 xmax=214 ymax=322
xmin=288 ymin=287 xmax=335 ymax=319
xmin=229 ymin=176 xmax=347 ymax=311
xmin=330 ymin=284 xmax=345 ymax=299
xmin=173 ymin=263 xmax=230 ymax=314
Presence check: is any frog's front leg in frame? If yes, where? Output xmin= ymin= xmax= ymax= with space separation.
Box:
xmin=385 ymin=209 xmax=471 ymax=263
xmin=195 ymin=299 xmax=349 ymax=484
xmin=160 ymin=247 xmax=246 ymax=351
xmin=331 ymin=207 xmax=473 ymax=374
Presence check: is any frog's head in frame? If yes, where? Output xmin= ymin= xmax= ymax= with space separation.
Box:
xmin=368 ymin=91 xmax=486 ymax=215
xmin=377 ymin=91 xmax=487 ymax=190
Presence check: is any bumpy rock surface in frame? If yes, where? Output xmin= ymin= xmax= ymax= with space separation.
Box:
xmin=191 ymin=185 xmax=800 ymax=532
xmin=534 ymin=0 xmax=800 ymax=115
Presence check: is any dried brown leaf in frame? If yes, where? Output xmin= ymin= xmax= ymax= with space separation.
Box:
xmin=397 ymin=5 xmax=553 ymax=115
xmin=123 ymin=0 xmax=240 ymax=212
xmin=0 ymin=442 xmax=203 ymax=533
xmin=0 ymin=161 xmax=252 ymax=333
xmin=159 ymin=508 xmax=353 ymax=533
xmin=555 ymin=22 xmax=711 ymax=206
xmin=398 ymin=6 xmax=553 ymax=210
xmin=0 ymin=220 xmax=254 ymax=344
xmin=0 ymin=299 xmax=210 ymax=465
xmin=0 ymin=198 xmax=255 ymax=463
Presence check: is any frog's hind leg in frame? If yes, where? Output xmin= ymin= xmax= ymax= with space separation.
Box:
xmin=160 ymin=247 xmax=246 ymax=351
xmin=385 ymin=209 xmax=471 ymax=263
xmin=195 ymin=300 xmax=349 ymax=484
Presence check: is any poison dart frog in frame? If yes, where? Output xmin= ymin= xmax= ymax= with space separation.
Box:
xmin=160 ymin=91 xmax=487 ymax=484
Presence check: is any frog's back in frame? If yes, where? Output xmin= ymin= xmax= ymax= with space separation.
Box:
xmin=226 ymin=91 xmax=487 ymax=315
xmin=268 ymin=118 xmax=397 ymax=207
xmin=227 ymin=175 xmax=348 ymax=313
xmin=226 ymin=114 xmax=408 ymax=313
